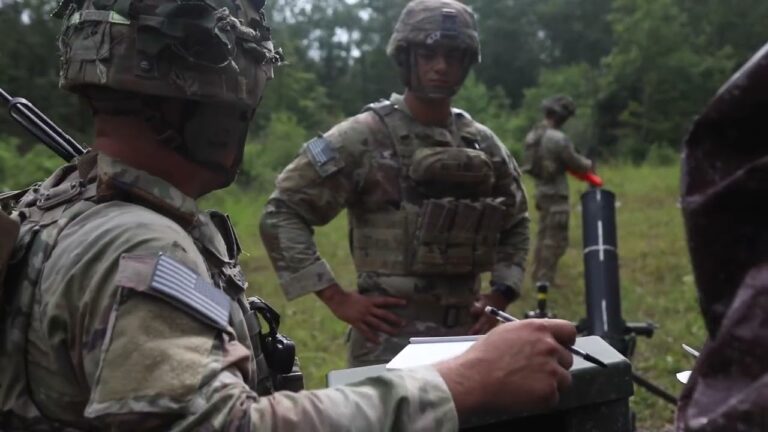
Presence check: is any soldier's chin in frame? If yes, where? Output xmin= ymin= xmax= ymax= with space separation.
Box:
xmin=411 ymin=84 xmax=458 ymax=100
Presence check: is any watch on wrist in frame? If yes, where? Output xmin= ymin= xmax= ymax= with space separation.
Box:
xmin=490 ymin=281 xmax=519 ymax=303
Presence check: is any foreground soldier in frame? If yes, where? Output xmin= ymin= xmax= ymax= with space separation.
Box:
xmin=676 ymin=42 xmax=768 ymax=432
xmin=0 ymin=0 xmax=576 ymax=430
xmin=261 ymin=0 xmax=530 ymax=367
xmin=522 ymin=96 xmax=593 ymax=292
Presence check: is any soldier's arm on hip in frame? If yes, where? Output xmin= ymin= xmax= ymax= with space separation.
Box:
xmin=260 ymin=198 xmax=339 ymax=300
xmin=260 ymin=117 xmax=370 ymax=300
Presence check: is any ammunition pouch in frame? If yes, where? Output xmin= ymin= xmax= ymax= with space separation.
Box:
xmin=409 ymin=147 xmax=494 ymax=197
xmin=351 ymin=198 xmax=507 ymax=275
xmin=246 ymin=296 xmax=303 ymax=393
xmin=351 ymin=100 xmax=508 ymax=275
xmin=411 ymin=198 xmax=505 ymax=273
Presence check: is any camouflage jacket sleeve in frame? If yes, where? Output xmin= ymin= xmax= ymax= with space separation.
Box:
xmin=180 ymin=365 xmax=458 ymax=431
xmin=260 ymin=116 xmax=369 ymax=300
xmin=41 ymin=202 xmax=458 ymax=431
xmin=93 ymin=291 xmax=458 ymax=431
xmin=548 ymin=131 xmax=593 ymax=174
xmin=480 ymin=126 xmax=531 ymax=293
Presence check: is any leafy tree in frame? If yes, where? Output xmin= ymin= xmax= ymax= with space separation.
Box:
xmin=681 ymin=0 xmax=768 ymax=62
xmin=257 ymin=47 xmax=337 ymax=134
xmin=239 ymin=111 xmax=312 ymax=191
xmin=466 ymin=0 xmax=544 ymax=107
xmin=0 ymin=136 xmax=61 ymax=189
xmin=597 ymin=0 xmax=735 ymax=161
xmin=0 ymin=0 xmax=89 ymax=147
xmin=534 ymin=0 xmax=614 ymax=66
xmin=453 ymin=73 xmax=518 ymax=155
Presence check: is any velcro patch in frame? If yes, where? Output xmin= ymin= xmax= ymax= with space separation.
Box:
xmin=305 ymin=136 xmax=344 ymax=177
xmin=149 ymin=255 xmax=230 ymax=331
xmin=115 ymin=254 xmax=230 ymax=332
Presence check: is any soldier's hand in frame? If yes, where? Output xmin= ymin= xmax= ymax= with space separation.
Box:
xmin=435 ymin=319 xmax=576 ymax=419
xmin=317 ymin=284 xmax=407 ymax=343
xmin=469 ymin=292 xmax=508 ymax=335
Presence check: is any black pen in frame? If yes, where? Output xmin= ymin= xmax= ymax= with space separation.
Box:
xmin=484 ymin=306 xmax=608 ymax=369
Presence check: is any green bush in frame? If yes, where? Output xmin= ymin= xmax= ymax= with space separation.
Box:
xmin=644 ymin=143 xmax=680 ymax=166
xmin=239 ymin=111 xmax=312 ymax=191
xmin=454 ymin=73 xmax=519 ymax=158
xmin=0 ymin=136 xmax=61 ymax=191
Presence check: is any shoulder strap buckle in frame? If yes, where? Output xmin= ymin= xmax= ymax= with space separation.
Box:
xmin=37 ymin=180 xmax=83 ymax=210
xmin=36 ymin=180 xmax=84 ymax=211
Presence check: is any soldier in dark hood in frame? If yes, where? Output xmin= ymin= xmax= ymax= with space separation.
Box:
xmin=677 ymin=42 xmax=768 ymax=431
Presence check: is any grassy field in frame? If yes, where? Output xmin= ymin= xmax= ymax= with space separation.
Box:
xmin=203 ymin=163 xmax=703 ymax=430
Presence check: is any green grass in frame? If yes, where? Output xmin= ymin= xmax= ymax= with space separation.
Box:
xmin=203 ymin=163 xmax=701 ymax=430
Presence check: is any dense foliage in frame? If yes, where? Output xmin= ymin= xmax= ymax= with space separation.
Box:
xmin=0 ymin=2 xmax=750 ymax=427
xmin=1 ymin=0 xmax=767 ymax=181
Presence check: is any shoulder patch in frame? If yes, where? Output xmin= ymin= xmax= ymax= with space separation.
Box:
xmin=304 ymin=136 xmax=345 ymax=177
xmin=116 ymin=254 xmax=230 ymax=331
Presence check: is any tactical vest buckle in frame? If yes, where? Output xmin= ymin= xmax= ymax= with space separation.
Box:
xmin=36 ymin=180 xmax=83 ymax=210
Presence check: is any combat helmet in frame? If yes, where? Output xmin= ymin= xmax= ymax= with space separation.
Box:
xmin=54 ymin=0 xmax=282 ymax=185
xmin=387 ymin=0 xmax=480 ymax=98
xmin=541 ymin=95 xmax=577 ymax=120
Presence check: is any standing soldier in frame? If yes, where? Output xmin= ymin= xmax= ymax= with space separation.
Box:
xmin=261 ymin=0 xmax=530 ymax=367
xmin=0 ymin=0 xmax=578 ymax=428
xmin=522 ymin=96 xmax=594 ymax=293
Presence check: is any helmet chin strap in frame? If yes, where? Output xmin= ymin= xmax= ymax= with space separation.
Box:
xmin=140 ymin=99 xmax=250 ymax=189
xmin=180 ymin=104 xmax=253 ymax=189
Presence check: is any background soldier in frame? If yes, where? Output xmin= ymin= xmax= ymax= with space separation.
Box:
xmin=0 ymin=0 xmax=577 ymax=429
xmin=522 ymin=95 xmax=594 ymax=293
xmin=261 ymin=0 xmax=530 ymax=367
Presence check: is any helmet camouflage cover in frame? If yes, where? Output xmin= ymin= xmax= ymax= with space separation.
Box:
xmin=386 ymin=0 xmax=481 ymax=64
xmin=56 ymin=0 xmax=281 ymax=109
xmin=541 ymin=95 xmax=577 ymax=118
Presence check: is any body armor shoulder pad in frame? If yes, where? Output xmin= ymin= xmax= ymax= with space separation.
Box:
xmin=543 ymin=127 xmax=567 ymax=143
xmin=362 ymin=99 xmax=396 ymax=116
xmin=452 ymin=107 xmax=472 ymax=120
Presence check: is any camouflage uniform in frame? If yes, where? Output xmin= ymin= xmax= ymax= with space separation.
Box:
xmin=0 ymin=152 xmax=458 ymax=430
xmin=523 ymin=101 xmax=592 ymax=287
xmin=0 ymin=0 xmax=459 ymax=428
xmin=261 ymin=93 xmax=529 ymax=367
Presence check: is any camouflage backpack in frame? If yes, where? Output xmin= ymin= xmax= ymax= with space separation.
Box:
xmin=522 ymin=122 xmax=547 ymax=179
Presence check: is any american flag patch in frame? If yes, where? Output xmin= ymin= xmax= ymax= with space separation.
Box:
xmin=306 ymin=136 xmax=336 ymax=166
xmin=149 ymin=255 xmax=230 ymax=331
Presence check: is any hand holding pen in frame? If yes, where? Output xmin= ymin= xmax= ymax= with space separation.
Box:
xmin=485 ymin=306 xmax=608 ymax=368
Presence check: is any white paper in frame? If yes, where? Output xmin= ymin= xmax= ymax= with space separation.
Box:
xmin=386 ymin=336 xmax=479 ymax=369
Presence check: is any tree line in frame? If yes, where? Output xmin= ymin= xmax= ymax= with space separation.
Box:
xmin=1 ymin=0 xmax=767 ymax=189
